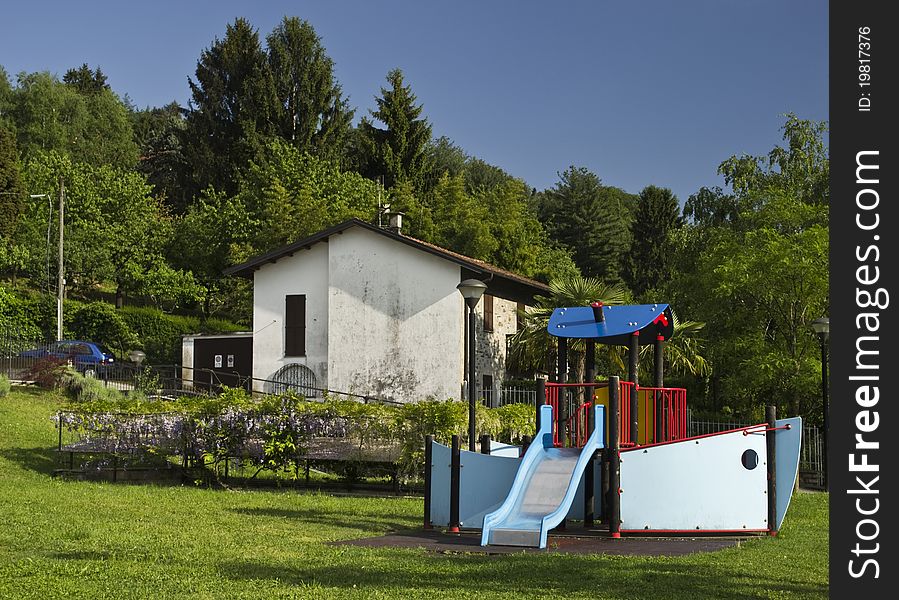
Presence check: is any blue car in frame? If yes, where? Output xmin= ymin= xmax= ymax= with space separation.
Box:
xmin=18 ymin=340 xmax=116 ymax=377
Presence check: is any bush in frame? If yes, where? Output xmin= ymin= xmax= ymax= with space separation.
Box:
xmin=120 ymin=306 xmax=245 ymax=365
xmin=0 ymin=374 xmax=10 ymax=397
xmin=69 ymin=302 xmax=139 ymax=358
xmin=64 ymin=371 xmax=127 ymax=404
xmin=23 ymin=356 xmax=71 ymax=389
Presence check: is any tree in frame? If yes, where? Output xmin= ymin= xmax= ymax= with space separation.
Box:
xmin=22 ymin=151 xmax=197 ymax=308
xmin=182 ymin=18 xmax=278 ymax=197
xmin=665 ymin=116 xmax=829 ymax=421
xmin=238 ymin=139 xmax=381 ymax=253
xmin=623 ymin=185 xmax=682 ymax=299
xmin=62 ymin=64 xmax=109 ymax=94
xmin=357 ymin=69 xmax=434 ymax=191
xmin=537 ymin=167 xmax=631 ymax=283
xmin=0 ymin=124 xmax=24 ymax=238
xmin=266 ymin=17 xmax=353 ymax=162
xmin=132 ymin=102 xmax=192 ymax=212
xmin=7 ymin=71 xmax=137 ymax=169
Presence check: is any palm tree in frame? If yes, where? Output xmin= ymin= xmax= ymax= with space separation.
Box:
xmin=507 ymin=275 xmax=710 ymax=385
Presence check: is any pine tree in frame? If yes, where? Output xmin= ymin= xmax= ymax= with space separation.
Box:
xmin=266 ymin=17 xmax=354 ymax=162
xmin=624 ymin=185 xmax=682 ymax=298
xmin=357 ymin=69 xmax=433 ymax=191
xmin=182 ymin=18 xmax=278 ymax=197
xmin=537 ymin=167 xmax=630 ymax=283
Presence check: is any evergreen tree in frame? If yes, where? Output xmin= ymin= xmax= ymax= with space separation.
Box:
xmin=624 ymin=185 xmax=682 ymax=298
xmin=182 ymin=18 xmax=278 ymax=197
xmin=132 ymin=102 xmax=192 ymax=213
xmin=266 ymin=17 xmax=353 ymax=162
xmin=62 ymin=64 xmax=109 ymax=94
xmin=357 ymin=68 xmax=433 ymax=191
xmin=537 ymin=167 xmax=630 ymax=283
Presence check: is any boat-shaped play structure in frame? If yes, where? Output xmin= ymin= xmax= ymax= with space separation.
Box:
xmin=424 ymin=303 xmax=801 ymax=548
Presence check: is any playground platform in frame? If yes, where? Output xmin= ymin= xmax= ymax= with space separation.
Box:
xmin=333 ymin=527 xmax=750 ymax=556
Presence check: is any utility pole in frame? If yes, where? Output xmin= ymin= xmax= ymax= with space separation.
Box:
xmin=56 ymin=177 xmax=64 ymax=342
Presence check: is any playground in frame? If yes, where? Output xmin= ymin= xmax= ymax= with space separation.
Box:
xmin=0 ymin=387 xmax=828 ymax=599
xmin=426 ymin=303 xmax=802 ymax=548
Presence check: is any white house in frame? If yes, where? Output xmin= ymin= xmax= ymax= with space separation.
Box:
xmin=224 ymin=218 xmax=549 ymax=404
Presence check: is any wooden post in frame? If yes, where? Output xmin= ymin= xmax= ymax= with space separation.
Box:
xmin=449 ymin=435 xmax=461 ymax=532
xmin=608 ymin=376 xmax=621 ymax=538
xmin=480 ymin=434 xmax=491 ymax=455
xmin=766 ymin=405 xmax=777 ymax=536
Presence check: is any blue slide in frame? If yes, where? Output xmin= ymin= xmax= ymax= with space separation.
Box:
xmin=481 ymin=404 xmax=605 ymax=549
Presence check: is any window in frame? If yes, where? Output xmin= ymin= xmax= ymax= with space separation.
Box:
xmin=482 ymin=374 xmax=494 ymax=407
xmin=483 ymin=294 xmax=494 ymax=332
xmin=285 ymin=295 xmax=306 ymax=356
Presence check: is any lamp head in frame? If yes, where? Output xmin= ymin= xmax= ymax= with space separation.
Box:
xmin=811 ymin=317 xmax=829 ymax=342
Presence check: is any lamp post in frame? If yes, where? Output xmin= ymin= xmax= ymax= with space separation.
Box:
xmin=458 ymin=278 xmax=487 ymax=452
xmin=811 ymin=317 xmax=829 ymax=490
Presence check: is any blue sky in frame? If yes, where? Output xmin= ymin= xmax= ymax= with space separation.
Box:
xmin=1 ymin=1 xmax=828 ymax=202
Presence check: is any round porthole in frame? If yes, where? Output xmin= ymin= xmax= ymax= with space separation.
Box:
xmin=741 ymin=449 xmax=759 ymax=470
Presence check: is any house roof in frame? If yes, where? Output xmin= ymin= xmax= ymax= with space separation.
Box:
xmin=223 ymin=218 xmax=551 ymax=304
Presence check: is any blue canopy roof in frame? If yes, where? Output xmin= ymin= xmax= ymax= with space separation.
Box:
xmin=547 ymin=303 xmax=674 ymax=346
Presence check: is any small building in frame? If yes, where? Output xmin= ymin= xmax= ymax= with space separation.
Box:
xmin=224 ymin=218 xmax=548 ymax=404
xmin=181 ymin=332 xmax=253 ymax=392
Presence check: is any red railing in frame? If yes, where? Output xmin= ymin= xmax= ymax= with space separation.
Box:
xmin=544 ymin=381 xmax=686 ymax=448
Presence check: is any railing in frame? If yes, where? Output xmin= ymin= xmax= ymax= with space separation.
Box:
xmin=545 ymin=381 xmax=686 ymax=448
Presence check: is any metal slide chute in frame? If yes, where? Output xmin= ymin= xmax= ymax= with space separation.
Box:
xmin=481 ymin=404 xmax=605 ymax=549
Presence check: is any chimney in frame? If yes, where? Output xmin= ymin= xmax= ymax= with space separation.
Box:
xmin=387 ymin=211 xmax=404 ymax=235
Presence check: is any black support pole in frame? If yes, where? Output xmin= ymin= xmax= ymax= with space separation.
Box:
xmin=584 ymin=339 xmax=596 ymax=527
xmin=628 ymin=331 xmax=639 ymax=445
xmin=821 ymin=341 xmax=829 ymax=491
xmin=423 ymin=435 xmax=434 ymax=529
xmin=766 ymin=405 xmax=777 ymax=536
xmin=480 ymin=434 xmax=491 ymax=455
xmin=468 ymin=306 xmax=477 ymax=452
xmin=558 ymin=336 xmax=568 ymax=447
xmin=608 ymin=375 xmax=621 ymax=538
xmin=450 ymin=435 xmax=461 ymax=532
xmin=521 ymin=435 xmax=531 ymax=457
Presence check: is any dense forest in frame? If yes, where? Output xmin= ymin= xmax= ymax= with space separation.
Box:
xmin=0 ymin=17 xmax=828 ymax=422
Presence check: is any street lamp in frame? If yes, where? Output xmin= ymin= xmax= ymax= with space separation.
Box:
xmin=811 ymin=317 xmax=829 ymax=490
xmin=457 ymin=278 xmax=487 ymax=452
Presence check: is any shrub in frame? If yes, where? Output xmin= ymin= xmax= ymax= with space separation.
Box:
xmin=0 ymin=374 xmax=10 ymax=397
xmin=65 ymin=371 xmax=127 ymax=404
xmin=23 ymin=356 xmax=71 ymax=389
xmin=120 ymin=306 xmax=244 ymax=365
xmin=68 ymin=302 xmax=139 ymax=358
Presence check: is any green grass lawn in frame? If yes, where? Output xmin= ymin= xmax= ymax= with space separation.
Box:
xmin=0 ymin=387 xmax=828 ymax=599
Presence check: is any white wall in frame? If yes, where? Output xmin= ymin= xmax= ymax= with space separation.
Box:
xmin=252 ymin=243 xmax=329 ymax=390
xmin=327 ymin=227 xmax=463 ymax=402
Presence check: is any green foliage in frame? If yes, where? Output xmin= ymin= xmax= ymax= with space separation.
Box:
xmin=22 ymin=151 xmax=199 ymax=308
xmin=668 ymin=116 xmax=829 ymax=421
xmin=62 ymin=64 xmax=109 ymax=94
xmin=624 ymin=185 xmax=683 ymax=299
xmin=0 ymin=374 xmax=9 ymax=397
xmin=119 ymin=305 xmax=244 ymax=365
xmin=537 ymin=167 xmax=633 ymax=284
xmin=182 ymin=18 xmax=278 ymax=198
xmin=63 ymin=371 xmax=126 ymax=404
xmin=357 ymin=68 xmax=434 ymax=191
xmin=266 ymin=17 xmax=354 ymax=162
xmin=0 ymin=124 xmax=24 ymax=239
xmin=239 ymin=140 xmax=380 ymax=251
xmin=68 ymin=302 xmax=139 ymax=357
xmin=0 ymin=286 xmax=52 ymax=340
xmin=7 ymin=71 xmax=137 ymax=169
